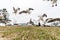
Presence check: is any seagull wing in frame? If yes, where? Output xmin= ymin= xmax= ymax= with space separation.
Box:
xmin=19 ymin=10 xmax=27 ymax=14
xmin=13 ymin=7 xmax=17 ymax=14
xmin=29 ymin=8 xmax=34 ymax=10
xmin=13 ymin=7 xmax=16 ymax=12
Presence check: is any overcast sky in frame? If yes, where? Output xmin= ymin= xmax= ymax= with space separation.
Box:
xmin=0 ymin=0 xmax=60 ymax=23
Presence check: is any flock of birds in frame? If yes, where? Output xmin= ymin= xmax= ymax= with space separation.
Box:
xmin=0 ymin=7 xmax=60 ymax=26
xmin=0 ymin=6 xmax=59 ymax=27
xmin=2 ymin=0 xmax=59 ymax=26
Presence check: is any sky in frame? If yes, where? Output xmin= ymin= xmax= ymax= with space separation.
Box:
xmin=0 ymin=0 xmax=60 ymax=23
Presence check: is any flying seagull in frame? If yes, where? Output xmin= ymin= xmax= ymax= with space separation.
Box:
xmin=38 ymin=14 xmax=47 ymax=21
xmin=19 ymin=8 xmax=34 ymax=14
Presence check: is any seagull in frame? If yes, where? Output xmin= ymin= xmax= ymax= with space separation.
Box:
xmin=19 ymin=8 xmax=34 ymax=14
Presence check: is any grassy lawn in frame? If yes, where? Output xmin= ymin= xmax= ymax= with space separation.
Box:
xmin=0 ymin=26 xmax=60 ymax=40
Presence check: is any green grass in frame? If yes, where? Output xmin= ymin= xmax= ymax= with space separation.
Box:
xmin=0 ymin=26 xmax=60 ymax=40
